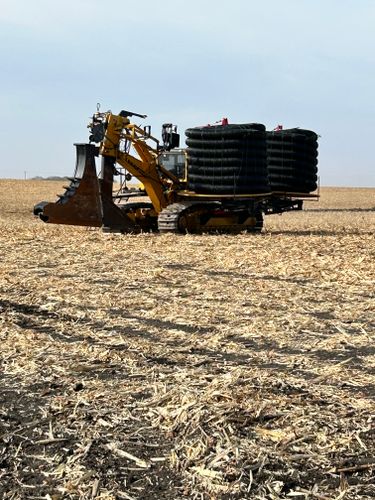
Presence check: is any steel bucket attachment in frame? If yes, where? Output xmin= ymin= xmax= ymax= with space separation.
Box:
xmin=34 ymin=144 xmax=138 ymax=232
xmin=34 ymin=144 xmax=102 ymax=227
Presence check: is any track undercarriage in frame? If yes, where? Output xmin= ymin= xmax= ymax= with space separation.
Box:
xmin=157 ymin=201 xmax=263 ymax=234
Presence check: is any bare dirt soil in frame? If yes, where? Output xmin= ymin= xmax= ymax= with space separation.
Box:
xmin=0 ymin=181 xmax=374 ymax=499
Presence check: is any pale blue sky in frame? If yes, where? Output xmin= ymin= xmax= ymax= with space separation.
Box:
xmin=0 ymin=0 xmax=374 ymax=186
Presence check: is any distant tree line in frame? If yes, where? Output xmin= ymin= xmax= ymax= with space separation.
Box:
xmin=31 ymin=176 xmax=69 ymax=181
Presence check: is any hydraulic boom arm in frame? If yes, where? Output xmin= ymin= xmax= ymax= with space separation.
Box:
xmin=99 ymin=112 xmax=173 ymax=213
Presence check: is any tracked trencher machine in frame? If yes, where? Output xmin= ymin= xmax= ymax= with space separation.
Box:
xmin=34 ymin=108 xmax=319 ymax=233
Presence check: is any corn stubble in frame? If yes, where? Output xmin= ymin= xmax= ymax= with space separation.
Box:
xmin=0 ymin=180 xmax=374 ymax=499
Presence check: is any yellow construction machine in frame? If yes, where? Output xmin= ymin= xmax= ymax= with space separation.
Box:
xmin=34 ymin=108 xmax=318 ymax=233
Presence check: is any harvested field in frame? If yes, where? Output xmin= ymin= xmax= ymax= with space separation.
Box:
xmin=0 ymin=180 xmax=374 ymax=499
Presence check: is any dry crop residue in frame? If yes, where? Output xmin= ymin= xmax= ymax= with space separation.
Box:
xmin=0 ymin=181 xmax=374 ymax=499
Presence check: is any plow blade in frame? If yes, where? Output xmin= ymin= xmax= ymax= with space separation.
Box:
xmin=99 ymin=156 xmax=139 ymax=232
xmin=34 ymin=144 xmax=102 ymax=227
xmin=34 ymin=144 xmax=137 ymax=232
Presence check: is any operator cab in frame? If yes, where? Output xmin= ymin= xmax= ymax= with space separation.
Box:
xmin=159 ymin=149 xmax=186 ymax=179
